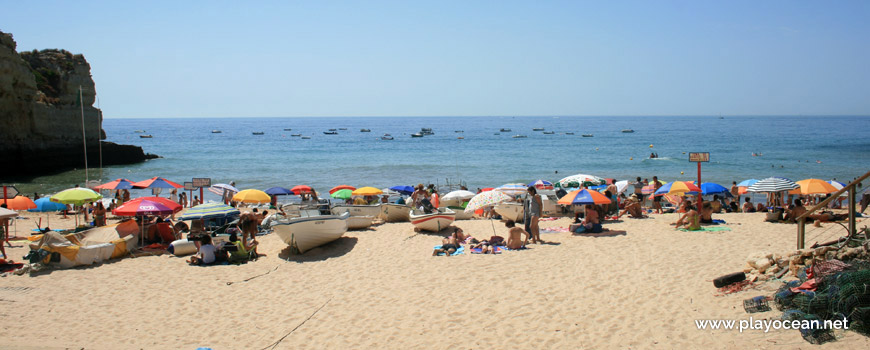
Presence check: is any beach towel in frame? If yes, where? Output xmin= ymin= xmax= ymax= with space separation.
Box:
xmin=433 ymin=245 xmax=465 ymax=256
xmin=470 ymin=246 xmax=506 ymax=254
xmin=678 ymin=226 xmax=731 ymax=232
xmin=712 ymin=219 xmax=726 ymax=224
xmin=541 ymin=227 xmax=570 ymax=233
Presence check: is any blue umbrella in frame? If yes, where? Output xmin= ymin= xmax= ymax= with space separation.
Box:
xmin=264 ymin=187 xmax=294 ymax=195
xmin=390 ymin=185 xmax=414 ymax=195
xmin=736 ymin=179 xmax=759 ymax=188
xmin=699 ymin=182 xmax=729 ymax=195
xmin=28 ymin=197 xmax=68 ymax=212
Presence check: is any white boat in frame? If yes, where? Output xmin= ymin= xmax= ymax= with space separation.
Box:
xmin=347 ymin=216 xmax=375 ymax=230
xmin=512 ymin=134 xmax=527 ymax=138
xmin=379 ymin=203 xmax=411 ymax=222
xmin=445 ymin=206 xmax=473 ymax=220
xmin=621 ymin=129 xmax=635 ymax=133
xmin=331 ymin=204 xmax=382 ymax=217
xmin=410 ymin=208 xmax=456 ymax=232
xmin=500 ymin=128 xmax=511 ymax=132
xmin=273 ymin=212 xmax=349 ymax=254
xmin=411 ymin=133 xmax=424 ymax=138
xmin=532 ymin=127 xmax=544 ymax=131
xmin=494 ymin=202 xmax=524 ymax=222
xmin=211 ymin=130 xmax=222 ymax=133
xmin=139 ymin=134 xmax=152 ymax=138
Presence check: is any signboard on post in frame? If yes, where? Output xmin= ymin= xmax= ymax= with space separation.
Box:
xmin=2 ymin=185 xmax=20 ymax=199
xmin=192 ymin=178 xmax=211 ymax=188
xmin=688 ymin=152 xmax=710 ymax=162
xmin=184 ymin=182 xmax=194 ymax=191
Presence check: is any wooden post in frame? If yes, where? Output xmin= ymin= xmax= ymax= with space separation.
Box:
xmin=848 ymin=184 xmax=856 ymax=236
xmin=797 ymin=218 xmax=805 ymax=249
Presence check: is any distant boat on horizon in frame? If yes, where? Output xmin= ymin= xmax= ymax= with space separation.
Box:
xmin=139 ymin=134 xmax=152 ymax=138
xmin=211 ymin=130 xmax=221 ymax=133
xmin=621 ymin=129 xmax=635 ymax=133
xmin=301 ymin=136 xmax=311 ymax=139
xmin=381 ymin=135 xmax=394 ymax=140
xmin=411 ymin=133 xmax=424 ymax=138
xmin=323 ymin=131 xmax=338 ymax=135
xmin=338 ymin=128 xmax=347 ymax=130
xmin=565 ymin=132 xmax=574 ymax=135
xmin=454 ymin=130 xmax=464 ymax=133
xmin=360 ymin=128 xmax=371 ymax=132
xmin=134 ymin=130 xmax=146 ymax=133
xmin=582 ymin=134 xmax=594 ymax=137
xmin=284 ymin=128 xmax=292 ymax=131
xmin=253 ymin=132 xmax=265 ymax=135
xmin=512 ymin=134 xmax=527 ymax=138
xmin=543 ymin=131 xmax=555 ymax=135
xmin=500 ymin=128 xmax=511 ymax=132
xmin=532 ymin=127 xmax=544 ymax=131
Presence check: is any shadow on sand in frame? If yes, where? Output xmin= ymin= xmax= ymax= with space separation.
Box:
xmin=279 ymin=236 xmax=358 ymax=262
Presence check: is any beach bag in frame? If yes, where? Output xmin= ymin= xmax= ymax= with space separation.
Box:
xmin=489 ymin=235 xmax=505 ymax=246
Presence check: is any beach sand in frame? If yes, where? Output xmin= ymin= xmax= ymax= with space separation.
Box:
xmin=1 ymin=210 xmax=869 ymax=349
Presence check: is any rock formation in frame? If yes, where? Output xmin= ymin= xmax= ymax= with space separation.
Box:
xmin=0 ymin=30 xmax=156 ymax=179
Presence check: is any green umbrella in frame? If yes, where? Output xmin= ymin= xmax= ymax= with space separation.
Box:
xmin=50 ymin=188 xmax=103 ymax=205
xmin=330 ymin=189 xmax=353 ymax=200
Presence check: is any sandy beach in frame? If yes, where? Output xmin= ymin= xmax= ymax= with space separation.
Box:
xmin=1 ymin=209 xmax=868 ymax=349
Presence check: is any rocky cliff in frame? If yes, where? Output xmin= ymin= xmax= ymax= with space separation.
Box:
xmin=0 ymin=30 xmax=156 ymax=179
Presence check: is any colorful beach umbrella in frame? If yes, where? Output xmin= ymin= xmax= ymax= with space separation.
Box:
xmin=558 ymin=174 xmax=605 ymax=187
xmin=654 ymin=181 xmax=701 ymax=196
xmin=264 ymin=187 xmax=294 ymax=195
xmin=329 ymin=185 xmax=356 ymax=194
xmin=5 ymin=196 xmax=36 ymax=210
xmin=132 ymin=177 xmax=183 ymax=189
xmin=557 ymin=189 xmax=611 ymax=205
xmin=178 ymin=202 xmax=240 ymax=221
xmin=746 ymin=177 xmax=799 ymax=193
xmin=464 ymin=190 xmax=513 ymax=213
xmin=496 ymin=183 xmax=528 ymax=196
xmin=232 ymin=189 xmax=272 ymax=203
xmin=699 ymin=182 xmax=729 ymax=196
xmin=527 ymin=180 xmax=554 ymax=189
xmin=736 ymin=179 xmax=759 ymax=195
xmin=94 ymin=178 xmax=136 ymax=190
xmin=28 ymin=197 xmax=68 ymax=212
xmin=112 ymin=197 xmax=182 ymax=216
xmin=291 ymin=185 xmax=314 ymax=194
xmin=352 ymin=187 xmax=383 ymax=196
xmin=442 ymin=190 xmax=476 ymax=201
xmin=389 ymin=185 xmax=414 ymax=195
xmin=208 ymin=183 xmax=240 ymax=196
xmin=50 ymin=188 xmax=103 ymax=206
xmin=330 ymin=189 xmax=354 ymax=200
xmin=789 ymin=179 xmax=838 ymax=195
xmin=641 ymin=180 xmax=667 ymax=195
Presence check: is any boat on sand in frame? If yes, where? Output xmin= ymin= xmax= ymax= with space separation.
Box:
xmin=410 ymin=208 xmax=456 ymax=232
xmin=494 ymin=202 xmax=524 ymax=222
xmin=347 ymin=216 xmax=375 ymax=230
xmin=379 ymin=203 xmax=411 ymax=222
xmin=273 ymin=212 xmax=349 ymax=254
xmin=331 ymin=204 xmax=381 ymax=217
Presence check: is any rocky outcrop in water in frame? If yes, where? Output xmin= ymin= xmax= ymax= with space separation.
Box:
xmin=0 ymin=30 xmax=156 ymax=179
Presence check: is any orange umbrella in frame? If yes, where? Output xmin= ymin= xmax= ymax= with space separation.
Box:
xmin=5 ymin=196 xmax=36 ymax=210
xmin=329 ymin=185 xmax=356 ymax=194
xmin=789 ymin=179 xmax=838 ymax=195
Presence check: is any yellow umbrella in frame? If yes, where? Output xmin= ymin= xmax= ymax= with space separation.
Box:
xmin=232 ymin=189 xmax=272 ymax=203
xmin=789 ymin=179 xmax=838 ymax=195
xmin=351 ymin=187 xmax=383 ymax=196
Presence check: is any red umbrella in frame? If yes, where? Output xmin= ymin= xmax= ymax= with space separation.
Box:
xmin=112 ymin=197 xmax=182 ymax=216
xmin=132 ymin=177 xmax=183 ymax=189
xmin=94 ymin=178 xmax=136 ymax=190
xmin=329 ymin=185 xmax=356 ymax=194
xmin=481 ymin=188 xmax=494 ymax=192
xmin=291 ymin=185 xmax=314 ymax=194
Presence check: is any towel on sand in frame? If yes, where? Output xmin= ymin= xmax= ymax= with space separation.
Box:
xmin=541 ymin=227 xmax=569 ymax=233
xmin=433 ymin=245 xmax=465 ymax=256
xmin=678 ymin=226 xmax=732 ymax=232
xmin=471 ymin=246 xmax=506 ymax=254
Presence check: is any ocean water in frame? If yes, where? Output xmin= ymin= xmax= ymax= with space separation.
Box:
xmin=11 ymin=116 xmax=870 ymax=200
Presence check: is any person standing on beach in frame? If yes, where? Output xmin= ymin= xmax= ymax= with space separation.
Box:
xmin=652 ymin=176 xmax=663 ymax=214
xmin=526 ymin=186 xmax=543 ymax=243
xmin=122 ymin=189 xmax=130 ymax=203
xmin=730 ymin=181 xmax=740 ymax=203
xmin=633 ymin=177 xmax=644 ymax=204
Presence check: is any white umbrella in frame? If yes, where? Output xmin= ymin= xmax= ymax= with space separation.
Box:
xmin=208 ymin=183 xmax=240 ymax=196
xmin=0 ymin=207 xmax=16 ymax=220
xmin=747 ymin=177 xmax=799 ymax=193
xmin=464 ymin=191 xmax=513 ymax=213
xmin=495 ymin=183 xmax=528 ymax=196
xmin=558 ymin=173 xmax=605 ymax=187
xmin=615 ymin=180 xmax=629 ymax=194
xmin=442 ymin=190 xmax=476 ymax=201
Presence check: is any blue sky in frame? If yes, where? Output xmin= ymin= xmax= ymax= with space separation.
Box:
xmin=2 ymin=1 xmax=868 ymax=118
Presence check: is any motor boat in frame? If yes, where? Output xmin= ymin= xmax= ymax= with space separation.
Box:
xmin=500 ymin=128 xmax=511 ymax=132
xmin=512 ymin=135 xmax=527 ymax=138
xmin=360 ymin=128 xmax=371 ymax=132
xmin=494 ymin=133 xmax=501 ymax=135
xmin=381 ymin=135 xmax=394 ymax=140
xmin=346 ymin=216 xmax=375 ymax=230
xmin=565 ymin=132 xmax=574 ymax=135
xmin=211 ymin=130 xmax=222 ymax=133
xmin=582 ymin=134 xmax=594 ymax=137
xmin=532 ymin=127 xmax=544 ymax=131
xmin=291 ymin=134 xmax=301 ymax=137
xmin=494 ymin=202 xmax=524 ymax=222
xmin=252 ymin=132 xmax=264 ymax=135
xmin=329 ymin=128 xmax=337 ymax=131
xmin=454 ymin=130 xmax=464 ymax=133
xmin=621 ymin=129 xmax=635 ymax=133
xmin=134 ymin=130 xmax=145 ymax=133
xmin=284 ymin=128 xmax=292 ymax=131
xmin=139 ymin=134 xmax=153 ymax=138
xmin=338 ymin=128 xmax=347 ymax=130
xmin=411 ymin=133 xmax=424 ymax=138
xmin=323 ymin=131 xmax=338 ymax=135
xmin=543 ymin=131 xmax=555 ymax=134
xmin=420 ymin=128 xmax=434 ymax=135
xmin=272 ymin=212 xmax=349 ymax=254
xmin=444 ymin=206 xmax=473 ymax=220
xmin=301 ymin=136 xmax=311 ymax=139
xmin=330 ymin=204 xmax=381 ymax=217
xmin=379 ymin=203 xmax=411 ymax=222
xmin=410 ymin=208 xmax=456 ymax=232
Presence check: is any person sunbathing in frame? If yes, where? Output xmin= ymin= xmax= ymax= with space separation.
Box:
xmin=784 ymin=199 xmax=807 ymax=222
xmin=433 ymin=235 xmax=461 ymax=256
xmin=573 ymin=204 xmax=603 ymax=234
xmin=616 ymin=195 xmax=647 ymax=219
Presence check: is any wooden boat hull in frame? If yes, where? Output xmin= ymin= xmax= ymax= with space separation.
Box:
xmin=347 ymin=216 xmax=374 ymax=230
xmin=331 ymin=204 xmax=381 ymax=217
xmin=273 ymin=212 xmax=349 ymax=254
xmin=446 ymin=206 xmax=473 ymax=220
xmin=379 ymin=204 xmax=411 ymax=222
xmin=494 ymin=202 xmax=524 ymax=222
xmin=410 ymin=208 xmax=456 ymax=232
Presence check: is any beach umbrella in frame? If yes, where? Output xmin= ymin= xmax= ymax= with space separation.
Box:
xmin=557 ymin=189 xmax=611 ymax=205
xmin=132 ymin=176 xmax=183 ymax=189
xmin=496 ymin=183 xmax=528 ymax=196
xmin=442 ymin=190 xmax=477 ymax=201
xmin=0 ymin=207 xmax=16 ymax=220
xmin=654 ymin=181 xmax=701 ymax=196
xmin=828 ymin=180 xmax=846 ymax=188
xmin=699 ymin=182 xmax=729 ymax=196
xmin=641 ymin=180 xmax=667 ymax=195
xmin=746 ymin=177 xmax=799 ymax=193
xmin=94 ymin=178 xmax=136 ymax=190
xmin=264 ymin=187 xmax=294 ymax=196
xmin=208 ymin=183 xmax=240 ymax=196
xmin=112 ymin=197 xmax=182 ymax=217
xmin=50 ymin=188 xmax=103 ymax=206
xmin=614 ymin=180 xmax=629 ymax=194
xmin=527 ymin=180 xmax=553 ymax=189
xmin=232 ymin=189 xmax=272 ymax=203
xmin=480 ymin=187 xmax=494 ymax=192
xmin=28 ymin=197 xmax=67 ymax=212
xmin=329 ymin=185 xmax=356 ymax=194
xmin=178 ymin=202 xmax=240 ymax=221
xmin=789 ymin=179 xmax=838 ymax=195
xmin=736 ymin=179 xmax=759 ymax=195
xmin=5 ymin=196 xmax=36 ymax=210
xmin=389 ymin=185 xmax=414 ymax=195
xmin=558 ymin=174 xmax=605 ymax=187
xmin=330 ymin=189 xmax=354 ymax=200
xmin=352 ymin=187 xmax=383 ymax=196
xmin=464 ymin=190 xmax=513 ymax=213
xmin=291 ymin=185 xmax=314 ymax=194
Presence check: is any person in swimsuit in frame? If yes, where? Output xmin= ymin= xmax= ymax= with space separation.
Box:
xmin=93 ymin=201 xmax=107 ymax=226
xmin=525 ymin=186 xmax=543 ymax=243
xmin=652 ymin=176 xmax=663 ymax=214
xmin=699 ymin=202 xmax=714 ymax=224
xmin=617 ymin=194 xmax=647 ymax=219
xmin=504 ymin=220 xmax=529 ymax=249
xmin=673 ymin=201 xmax=700 ymax=230
xmin=742 ymin=197 xmax=755 ymax=213
xmin=573 ymin=204 xmax=603 ymax=234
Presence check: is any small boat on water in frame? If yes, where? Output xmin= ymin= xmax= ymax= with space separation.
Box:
xmin=454 ymin=130 xmax=464 ymax=133
xmin=532 ymin=127 xmax=545 ymax=131
xmin=565 ymin=132 xmax=574 ymax=135
xmin=323 ymin=131 xmax=338 ymax=135
xmin=494 ymin=202 xmax=524 ymax=222
xmin=457 ymin=137 xmax=464 ymax=139
xmin=500 ymin=128 xmax=511 ymax=132
xmin=134 ymin=130 xmax=146 ymax=133
xmin=410 ymin=208 xmax=456 ymax=232
xmin=381 ymin=135 xmax=394 ymax=140
xmin=360 ymin=128 xmax=371 ymax=132
xmin=621 ymin=129 xmax=635 ymax=133
xmin=582 ymin=134 xmax=594 ymax=137
xmin=338 ymin=128 xmax=347 ymax=130
xmin=329 ymin=128 xmax=337 ymax=131
xmin=139 ymin=134 xmax=153 ymax=138
xmin=543 ymin=131 xmax=555 ymax=134
xmin=331 ymin=204 xmax=381 ymax=217
xmin=512 ymin=134 xmax=527 ymax=138
xmin=284 ymin=128 xmax=292 ymax=131
xmin=379 ymin=203 xmax=411 ymax=222
xmin=252 ymin=132 xmax=265 ymax=135
xmin=420 ymin=128 xmax=434 ymax=135
xmin=273 ymin=212 xmax=349 ymax=254
xmin=211 ymin=130 xmax=222 ymax=133
xmin=494 ymin=133 xmax=501 ymax=135
xmin=411 ymin=133 xmax=424 ymax=138
xmin=347 ymin=216 xmax=375 ymax=230
xmin=301 ymin=136 xmax=311 ymax=139
xmin=291 ymin=134 xmax=301 ymax=137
